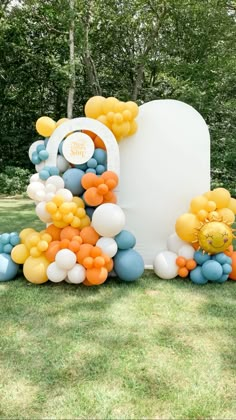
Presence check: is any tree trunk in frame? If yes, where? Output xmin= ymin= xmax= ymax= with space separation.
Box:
xmin=67 ymin=0 xmax=75 ymax=119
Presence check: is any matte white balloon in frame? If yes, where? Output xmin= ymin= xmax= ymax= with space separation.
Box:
xmin=67 ymin=264 xmax=86 ymax=284
xmin=56 ymin=188 xmax=73 ymax=202
xmin=47 ymin=262 xmax=67 ymax=283
xmin=46 ymin=175 xmax=64 ymax=190
xmin=35 ymin=202 xmax=52 ymax=223
xmin=167 ymin=233 xmax=188 ymax=254
xmin=153 ymin=250 xmax=178 ymax=279
xmin=45 ymin=192 xmax=55 ymax=202
xmin=96 ymin=237 xmax=118 ymax=257
xmin=30 ymin=173 xmax=44 ymax=183
xmin=27 ymin=182 xmax=44 ymax=200
xmin=45 ymin=183 xmax=57 ymax=193
xmin=55 ymin=249 xmax=76 ymax=270
xmin=35 ymin=161 xmax=46 ymax=173
xmin=92 ymin=204 xmax=125 ymax=237
xmin=35 ymin=189 xmax=46 ymax=202
xmin=178 ymin=244 xmax=195 ymax=260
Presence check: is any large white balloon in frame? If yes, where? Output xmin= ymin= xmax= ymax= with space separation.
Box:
xmin=96 ymin=237 xmax=118 ymax=257
xmin=56 ymin=188 xmax=73 ymax=202
xmin=67 ymin=264 xmax=86 ymax=284
xmin=47 ymin=262 xmax=67 ymax=283
xmin=167 ymin=233 xmax=188 ymax=254
xmin=57 ymin=155 xmax=70 ymax=173
xmin=30 ymin=173 xmax=44 ymax=184
xmin=55 ymin=249 xmax=76 ymax=270
xmin=153 ymin=250 xmax=178 ymax=279
xmin=35 ymin=202 xmax=52 ymax=223
xmin=92 ymin=204 xmax=125 ymax=237
xmin=27 ymin=182 xmax=45 ymax=200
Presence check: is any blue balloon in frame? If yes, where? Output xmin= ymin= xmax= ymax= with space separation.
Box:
xmin=85 ymin=206 xmax=95 ymax=219
xmin=0 ymin=243 xmax=4 ymax=253
xmin=215 ymin=274 xmax=229 ymax=283
xmin=31 ymin=152 xmax=40 ymax=165
xmin=44 ymin=138 xmax=49 ymax=147
xmin=222 ymin=263 xmax=232 ymax=275
xmin=3 ymin=244 xmax=13 ymax=254
xmin=96 ymin=164 xmax=106 ymax=175
xmin=114 ymin=249 xmax=144 ymax=281
xmin=39 ymin=169 xmax=50 ymax=180
xmin=49 ymin=166 xmax=59 ymax=176
xmin=0 ymin=253 xmax=18 ymax=281
xmin=115 ymin=230 xmax=136 ymax=250
xmin=190 ymin=267 xmax=208 ymax=285
xmin=38 ymin=149 xmax=49 ymax=161
xmin=75 ymin=163 xmax=87 ymax=170
xmin=202 ymin=260 xmax=223 ymax=281
xmin=194 ymin=250 xmax=211 ymax=265
xmin=87 ymin=158 xmax=97 ymax=169
xmin=9 ymin=233 xmax=20 ymax=246
xmin=93 ymin=149 xmax=107 ymax=165
xmin=36 ymin=144 xmax=45 ymax=153
xmin=58 ymin=141 xmax=64 ymax=155
xmin=63 ymin=168 xmax=85 ymax=196
xmin=86 ymin=168 xmax=96 ymax=174
xmin=211 ymin=253 xmax=228 ymax=265
xmin=0 ymin=233 xmax=10 ymax=245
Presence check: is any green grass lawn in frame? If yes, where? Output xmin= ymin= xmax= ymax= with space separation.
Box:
xmin=0 ymin=198 xmax=236 ymax=419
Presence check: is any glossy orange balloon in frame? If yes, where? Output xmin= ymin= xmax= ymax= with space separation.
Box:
xmin=46 ymin=224 xmax=61 ymax=241
xmin=45 ymin=241 xmax=60 ymax=262
xmin=86 ymin=267 xmax=108 ymax=285
xmin=80 ymin=227 xmax=100 ymax=245
xmin=60 ymin=226 xmax=80 ymax=241
xmin=229 ymin=251 xmax=236 ymax=280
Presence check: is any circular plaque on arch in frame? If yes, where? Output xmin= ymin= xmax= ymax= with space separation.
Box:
xmin=62 ymin=132 xmax=95 ymax=164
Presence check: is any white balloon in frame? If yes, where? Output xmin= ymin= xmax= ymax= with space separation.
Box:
xmin=92 ymin=204 xmax=125 ymax=237
xmin=167 ymin=233 xmax=188 ymax=254
xmin=67 ymin=264 xmax=86 ymax=284
xmin=45 ymin=192 xmax=55 ymax=202
xmin=55 ymin=249 xmax=76 ymax=270
xmin=96 ymin=237 xmax=118 ymax=257
xmin=28 ymin=140 xmax=44 ymax=159
xmin=153 ymin=250 xmax=178 ymax=279
xmin=35 ymin=202 xmax=52 ymax=223
xmin=56 ymin=188 xmax=73 ymax=202
xmin=35 ymin=161 xmax=46 ymax=173
xmin=35 ymin=189 xmax=46 ymax=202
xmin=30 ymin=173 xmax=44 ymax=183
xmin=45 ymin=183 xmax=57 ymax=193
xmin=47 ymin=262 xmax=67 ymax=283
xmin=27 ymin=182 xmax=44 ymax=200
xmin=178 ymin=244 xmax=195 ymax=260
xmin=57 ymin=155 xmax=70 ymax=173
xmin=46 ymin=175 xmax=64 ymax=190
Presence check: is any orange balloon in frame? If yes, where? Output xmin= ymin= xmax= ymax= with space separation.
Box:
xmin=80 ymin=226 xmax=100 ymax=245
xmin=94 ymin=256 xmax=105 ymax=268
xmin=103 ymin=191 xmax=117 ymax=204
xmin=93 ymin=136 xmax=106 ymax=150
xmin=69 ymin=240 xmax=81 ymax=253
xmin=102 ymin=171 xmax=119 ymax=184
xmin=105 ymin=258 xmax=114 ymax=272
xmin=229 ymin=251 xmax=236 ymax=280
xmin=90 ymin=246 xmax=102 ymax=258
xmin=83 ymin=278 xmax=94 ymax=286
xmin=82 ymin=130 xmax=96 ymax=140
xmin=60 ymin=239 xmax=70 ymax=249
xmin=97 ymin=184 xmax=109 ymax=195
xmin=186 ymin=259 xmax=197 ymax=270
xmin=176 ymin=256 xmax=186 ymax=267
xmin=45 ymin=241 xmax=60 ymax=262
xmin=178 ymin=267 xmax=189 ymax=278
xmin=86 ymin=267 xmax=108 ymax=285
xmin=224 ymin=245 xmax=234 ymax=257
xmin=83 ymin=256 xmax=94 ymax=269
xmin=77 ymin=244 xmax=93 ymax=264
xmin=81 ymin=173 xmax=98 ymax=189
xmin=46 ymin=224 xmax=61 ymax=241
xmin=84 ymin=188 xmax=103 ymax=207
xmin=60 ymin=226 xmax=80 ymax=241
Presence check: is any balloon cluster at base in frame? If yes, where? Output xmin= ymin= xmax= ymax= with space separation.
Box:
xmin=153 ymin=187 xmax=236 ymax=285
xmin=0 ymin=99 xmax=145 ymax=285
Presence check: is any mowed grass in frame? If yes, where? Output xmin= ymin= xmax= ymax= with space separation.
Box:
xmin=0 ymin=198 xmax=236 ymax=419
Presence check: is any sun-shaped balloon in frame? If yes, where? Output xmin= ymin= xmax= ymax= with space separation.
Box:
xmin=194 ymin=220 xmax=235 ymax=254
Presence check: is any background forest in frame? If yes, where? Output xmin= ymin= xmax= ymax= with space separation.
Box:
xmin=0 ymin=0 xmax=235 ymax=195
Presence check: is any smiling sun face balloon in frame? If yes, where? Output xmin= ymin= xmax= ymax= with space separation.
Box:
xmin=197 ymin=221 xmax=233 ymax=254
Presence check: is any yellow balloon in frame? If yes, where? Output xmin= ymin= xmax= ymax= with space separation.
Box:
xmin=175 ymin=213 xmax=201 ymax=242
xmin=211 ymin=188 xmax=231 ymax=209
xmin=197 ymin=209 xmax=208 ymax=221
xmin=198 ymin=221 xmax=233 ymax=254
xmin=206 ymin=200 xmax=217 ymax=212
xmin=125 ymin=101 xmax=139 ymax=118
xmin=122 ymin=110 xmax=133 ymax=121
xmin=102 ymin=97 xmax=119 ymax=114
xmin=228 ymin=197 xmax=236 ymax=215
xmin=128 ymin=120 xmax=138 ymax=136
xmin=218 ymin=208 xmax=235 ymax=224
xmin=203 ymin=190 xmax=214 ymax=200
xmin=56 ymin=118 xmax=69 ymax=127
xmin=23 ymin=256 xmax=49 ymax=284
xmin=79 ymin=215 xmax=91 ymax=229
xmin=97 ymin=115 xmax=108 ymax=126
xmin=72 ymin=197 xmax=85 ymax=208
xmin=19 ymin=228 xmax=35 ymax=243
xmin=84 ymin=96 xmax=105 ymax=118
xmin=190 ymin=195 xmax=208 ymax=213
xmin=114 ymin=101 xmax=126 ymax=113
xmin=36 ymin=116 xmax=56 ymax=137
xmin=11 ymin=244 xmax=30 ymax=264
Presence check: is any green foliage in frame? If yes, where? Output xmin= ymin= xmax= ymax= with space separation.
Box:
xmin=0 ymin=166 xmax=32 ymax=195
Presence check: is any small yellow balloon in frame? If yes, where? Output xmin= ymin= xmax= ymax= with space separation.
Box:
xmin=79 ymin=215 xmax=91 ymax=229
xmin=36 ymin=116 xmax=56 ymax=137
xmin=128 ymin=120 xmax=138 ymax=136
xmin=175 ymin=213 xmax=201 ymax=242
xmin=23 ymin=256 xmax=49 ymax=284
xmin=211 ymin=188 xmax=231 ymax=209
xmin=206 ymin=201 xmax=217 ymax=212
xmin=56 ymin=118 xmax=69 ymax=127
xmin=125 ymin=101 xmax=139 ymax=118
xmin=197 ymin=209 xmax=208 ymax=221
xmin=85 ymin=96 xmax=106 ymax=118
xmin=19 ymin=228 xmax=35 ymax=243
xmin=72 ymin=197 xmax=85 ymax=208
xmin=11 ymin=244 xmax=30 ymax=264
xmin=102 ymin=97 xmax=119 ymax=114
